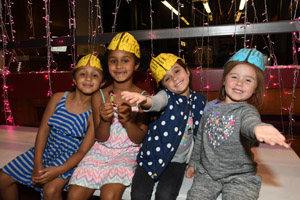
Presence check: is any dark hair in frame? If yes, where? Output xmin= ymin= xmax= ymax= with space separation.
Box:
xmin=218 ymin=61 xmax=265 ymax=109
xmin=158 ymin=59 xmax=192 ymax=89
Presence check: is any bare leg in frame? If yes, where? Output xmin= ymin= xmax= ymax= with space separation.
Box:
xmin=43 ymin=177 xmax=69 ymax=200
xmin=100 ymin=183 xmax=126 ymax=200
xmin=67 ymin=184 xmax=95 ymax=200
xmin=0 ymin=171 xmax=18 ymax=200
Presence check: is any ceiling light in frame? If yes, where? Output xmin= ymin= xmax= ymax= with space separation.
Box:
xmin=202 ymin=1 xmax=211 ymax=14
xmin=161 ymin=1 xmax=178 ymax=16
xmin=239 ymin=0 xmax=247 ymax=10
xmin=236 ymin=11 xmax=242 ymax=22
xmin=181 ymin=17 xmax=190 ymax=25
xmin=161 ymin=1 xmax=190 ymax=25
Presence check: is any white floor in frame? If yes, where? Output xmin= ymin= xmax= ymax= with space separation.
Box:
xmin=1 ymin=125 xmax=300 ymax=200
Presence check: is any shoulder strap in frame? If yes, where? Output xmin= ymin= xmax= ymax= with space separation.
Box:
xmin=99 ymin=89 xmax=106 ymax=103
xmin=135 ymin=90 xmax=146 ymax=108
xmin=63 ymin=91 xmax=69 ymax=97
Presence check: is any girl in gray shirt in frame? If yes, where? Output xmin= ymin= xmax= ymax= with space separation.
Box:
xmin=186 ymin=48 xmax=289 ymax=200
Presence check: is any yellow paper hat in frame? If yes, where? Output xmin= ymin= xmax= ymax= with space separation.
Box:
xmin=150 ymin=53 xmax=182 ymax=85
xmin=75 ymin=54 xmax=103 ymax=71
xmin=107 ymin=32 xmax=140 ymax=58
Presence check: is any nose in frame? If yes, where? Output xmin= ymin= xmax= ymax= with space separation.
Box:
xmin=85 ymin=74 xmax=92 ymax=81
xmin=116 ymin=62 xmax=122 ymax=69
xmin=236 ymin=78 xmax=243 ymax=86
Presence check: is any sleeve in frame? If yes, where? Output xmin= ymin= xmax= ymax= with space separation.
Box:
xmin=142 ymin=90 xmax=168 ymax=112
xmin=188 ymin=120 xmax=203 ymax=169
xmin=240 ymin=105 xmax=273 ymax=140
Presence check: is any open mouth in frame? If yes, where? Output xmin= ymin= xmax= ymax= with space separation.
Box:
xmin=175 ymin=80 xmax=183 ymax=87
xmin=232 ymin=88 xmax=243 ymax=94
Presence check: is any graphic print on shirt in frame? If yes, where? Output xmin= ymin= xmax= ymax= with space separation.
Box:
xmin=204 ymin=112 xmax=235 ymax=148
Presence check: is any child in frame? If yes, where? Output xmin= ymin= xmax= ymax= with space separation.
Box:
xmin=0 ymin=54 xmax=104 ymax=200
xmin=186 ymin=48 xmax=290 ymax=200
xmin=121 ymin=53 xmax=206 ymax=200
xmin=67 ymin=32 xmax=149 ymax=200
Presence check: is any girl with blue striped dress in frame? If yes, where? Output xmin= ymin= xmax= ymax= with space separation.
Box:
xmin=0 ymin=54 xmax=104 ymax=200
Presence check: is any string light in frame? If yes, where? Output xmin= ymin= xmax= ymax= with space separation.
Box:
xmin=0 ymin=1 xmax=14 ymax=125
xmin=67 ymin=0 xmax=76 ymax=68
xmin=27 ymin=0 xmax=35 ymax=39
xmin=112 ymin=0 xmax=122 ymax=33
xmin=88 ymin=0 xmax=103 ymax=53
xmin=43 ymin=0 xmax=53 ymax=97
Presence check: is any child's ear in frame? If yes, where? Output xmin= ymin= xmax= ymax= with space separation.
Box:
xmin=100 ymin=80 xmax=106 ymax=88
xmin=134 ymin=63 xmax=140 ymax=71
xmin=73 ymin=78 xmax=77 ymax=85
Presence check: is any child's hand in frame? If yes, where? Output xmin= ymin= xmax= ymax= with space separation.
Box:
xmin=32 ymin=165 xmax=44 ymax=188
xmin=254 ymin=125 xmax=290 ymax=148
xmin=121 ymin=91 xmax=147 ymax=105
xmin=32 ymin=166 xmax=59 ymax=184
xmin=100 ymin=102 xmax=114 ymax=122
xmin=118 ymin=102 xmax=132 ymax=125
xmin=186 ymin=166 xmax=196 ymax=178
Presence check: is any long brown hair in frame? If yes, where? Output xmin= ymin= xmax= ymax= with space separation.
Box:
xmin=218 ymin=61 xmax=265 ymax=109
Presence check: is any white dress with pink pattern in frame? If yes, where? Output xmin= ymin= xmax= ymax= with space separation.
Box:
xmin=69 ymin=89 xmax=144 ymax=189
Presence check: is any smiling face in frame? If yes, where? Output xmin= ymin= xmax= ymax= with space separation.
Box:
xmin=161 ymin=63 xmax=190 ymax=97
xmin=223 ymin=63 xmax=258 ymax=103
xmin=73 ymin=64 xmax=103 ymax=95
xmin=107 ymin=49 xmax=139 ymax=83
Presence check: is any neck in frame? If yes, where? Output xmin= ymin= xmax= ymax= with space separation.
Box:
xmin=112 ymin=80 xmax=134 ymax=93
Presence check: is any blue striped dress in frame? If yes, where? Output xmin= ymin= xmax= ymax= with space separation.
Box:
xmin=1 ymin=92 xmax=91 ymax=194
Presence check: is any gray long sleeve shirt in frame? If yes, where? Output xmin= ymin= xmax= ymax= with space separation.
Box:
xmin=189 ymin=99 xmax=270 ymax=180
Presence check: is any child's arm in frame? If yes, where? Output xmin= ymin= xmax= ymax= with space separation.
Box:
xmin=241 ymin=105 xmax=290 ymax=148
xmin=32 ymin=114 xmax=96 ymax=184
xmin=254 ymin=126 xmax=290 ymax=148
xmin=186 ymin=166 xmax=196 ymax=178
xmin=119 ymin=90 xmax=150 ymax=144
xmin=121 ymin=91 xmax=153 ymax=108
xmin=186 ymin=124 xmax=203 ymax=178
xmin=92 ymin=91 xmax=113 ymax=142
xmin=32 ymin=92 xmax=63 ymax=184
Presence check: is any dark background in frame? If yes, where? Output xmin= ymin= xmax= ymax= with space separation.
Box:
xmin=2 ymin=0 xmax=299 ymax=72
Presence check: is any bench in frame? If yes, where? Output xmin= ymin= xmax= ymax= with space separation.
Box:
xmin=1 ymin=125 xmax=300 ymax=199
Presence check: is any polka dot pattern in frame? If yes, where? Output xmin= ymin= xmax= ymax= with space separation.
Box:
xmin=136 ymin=89 xmax=206 ymax=180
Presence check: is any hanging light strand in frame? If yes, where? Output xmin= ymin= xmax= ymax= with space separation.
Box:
xmin=0 ymin=1 xmax=14 ymax=125
xmin=26 ymin=0 xmax=35 ymax=39
xmin=177 ymin=0 xmax=181 ymax=57
xmin=112 ymin=0 xmax=122 ymax=33
xmin=149 ymin=0 xmax=154 ymax=57
xmin=67 ymin=0 xmax=76 ymax=68
xmin=43 ymin=0 xmax=53 ymax=97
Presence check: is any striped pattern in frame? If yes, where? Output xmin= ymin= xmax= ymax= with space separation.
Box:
xmin=1 ymin=92 xmax=91 ymax=194
xmin=69 ymin=111 xmax=140 ymax=189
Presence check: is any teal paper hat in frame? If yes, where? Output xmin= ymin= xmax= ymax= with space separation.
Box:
xmin=225 ymin=48 xmax=265 ymax=72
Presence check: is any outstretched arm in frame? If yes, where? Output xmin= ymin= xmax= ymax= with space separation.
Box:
xmin=254 ymin=125 xmax=290 ymax=148
xmin=121 ymin=91 xmax=153 ymax=108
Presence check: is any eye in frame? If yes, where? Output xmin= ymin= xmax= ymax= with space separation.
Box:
xmin=93 ymin=73 xmax=99 ymax=78
xmin=109 ymin=59 xmax=117 ymax=64
xmin=175 ymin=69 xmax=180 ymax=73
xmin=122 ymin=59 xmax=129 ymax=63
xmin=79 ymin=72 xmax=86 ymax=76
xmin=246 ymin=78 xmax=252 ymax=82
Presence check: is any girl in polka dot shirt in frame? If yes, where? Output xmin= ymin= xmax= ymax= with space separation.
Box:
xmin=121 ymin=53 xmax=206 ymax=200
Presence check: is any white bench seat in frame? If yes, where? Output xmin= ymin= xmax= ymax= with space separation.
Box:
xmin=1 ymin=125 xmax=300 ymax=200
